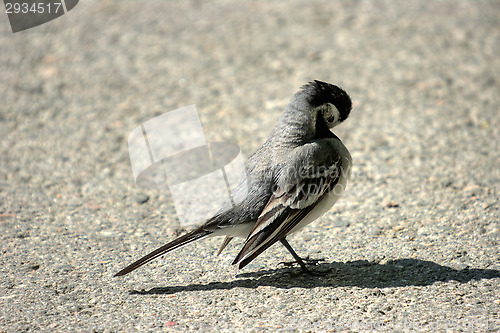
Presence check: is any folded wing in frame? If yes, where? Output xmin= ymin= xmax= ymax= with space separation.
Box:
xmin=232 ymin=140 xmax=349 ymax=269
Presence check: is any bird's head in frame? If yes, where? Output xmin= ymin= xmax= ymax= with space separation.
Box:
xmin=303 ymin=80 xmax=352 ymax=129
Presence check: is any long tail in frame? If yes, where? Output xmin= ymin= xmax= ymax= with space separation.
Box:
xmin=114 ymin=228 xmax=211 ymax=276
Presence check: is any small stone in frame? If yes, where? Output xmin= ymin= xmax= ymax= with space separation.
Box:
xmin=133 ymin=193 xmax=150 ymax=204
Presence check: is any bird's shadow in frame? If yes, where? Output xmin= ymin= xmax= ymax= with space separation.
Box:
xmin=129 ymin=258 xmax=500 ymax=295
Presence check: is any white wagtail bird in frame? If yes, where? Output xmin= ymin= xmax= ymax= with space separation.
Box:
xmin=115 ymin=80 xmax=352 ymax=276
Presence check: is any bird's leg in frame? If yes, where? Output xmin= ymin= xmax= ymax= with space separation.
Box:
xmin=279 ymin=238 xmax=330 ymax=276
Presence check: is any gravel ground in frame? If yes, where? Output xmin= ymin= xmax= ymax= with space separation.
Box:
xmin=1 ymin=1 xmax=499 ymax=332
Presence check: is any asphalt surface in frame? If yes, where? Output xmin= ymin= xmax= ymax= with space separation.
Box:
xmin=1 ymin=1 xmax=499 ymax=332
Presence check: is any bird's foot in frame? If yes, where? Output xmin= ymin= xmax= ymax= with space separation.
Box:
xmin=280 ymin=256 xmax=324 ymax=267
xmin=279 ymin=257 xmax=330 ymax=276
